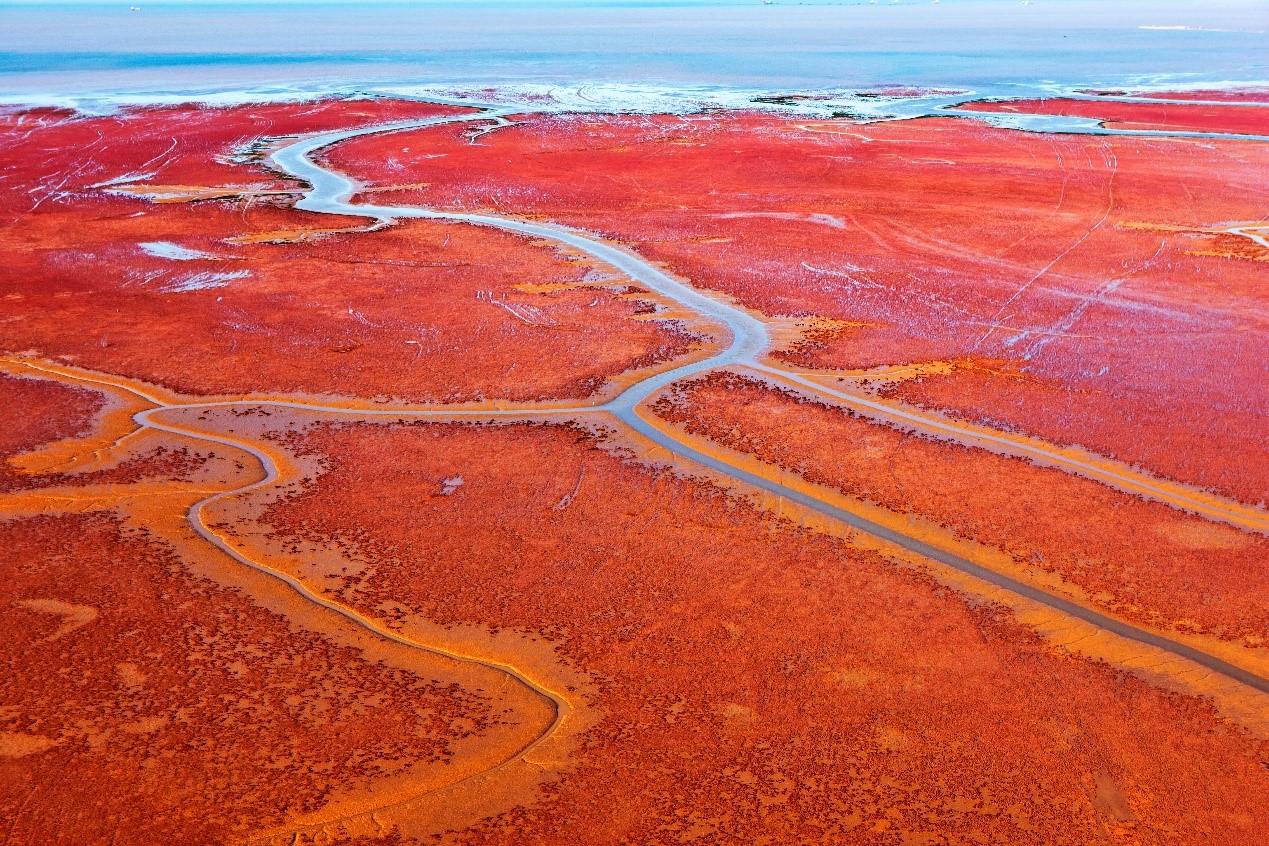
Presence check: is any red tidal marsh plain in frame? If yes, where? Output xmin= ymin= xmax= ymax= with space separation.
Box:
xmin=329 ymin=105 xmax=1269 ymax=502
xmin=1 ymin=93 xmax=1266 ymax=845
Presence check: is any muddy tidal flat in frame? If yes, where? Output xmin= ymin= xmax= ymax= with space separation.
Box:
xmin=1 ymin=86 xmax=1268 ymax=845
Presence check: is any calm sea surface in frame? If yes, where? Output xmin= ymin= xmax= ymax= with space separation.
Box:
xmin=0 ymin=1 xmax=1266 ymax=103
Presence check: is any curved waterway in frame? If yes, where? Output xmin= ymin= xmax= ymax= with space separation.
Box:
xmin=0 ymin=354 xmax=576 ymax=839
xmin=264 ymin=102 xmax=1269 ymax=696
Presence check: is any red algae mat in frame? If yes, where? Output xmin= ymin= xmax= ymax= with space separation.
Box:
xmin=1079 ymin=87 xmax=1269 ymax=104
xmin=1 ymin=94 xmax=1267 ymax=844
xmin=0 ymin=102 xmax=699 ymax=404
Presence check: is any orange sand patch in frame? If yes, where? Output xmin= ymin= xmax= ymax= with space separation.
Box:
xmin=650 ymin=372 xmax=1269 ymax=647
xmin=0 ymin=512 xmax=531 ymax=845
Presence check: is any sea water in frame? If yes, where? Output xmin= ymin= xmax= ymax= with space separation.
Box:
xmin=0 ymin=0 xmax=1265 ymax=109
